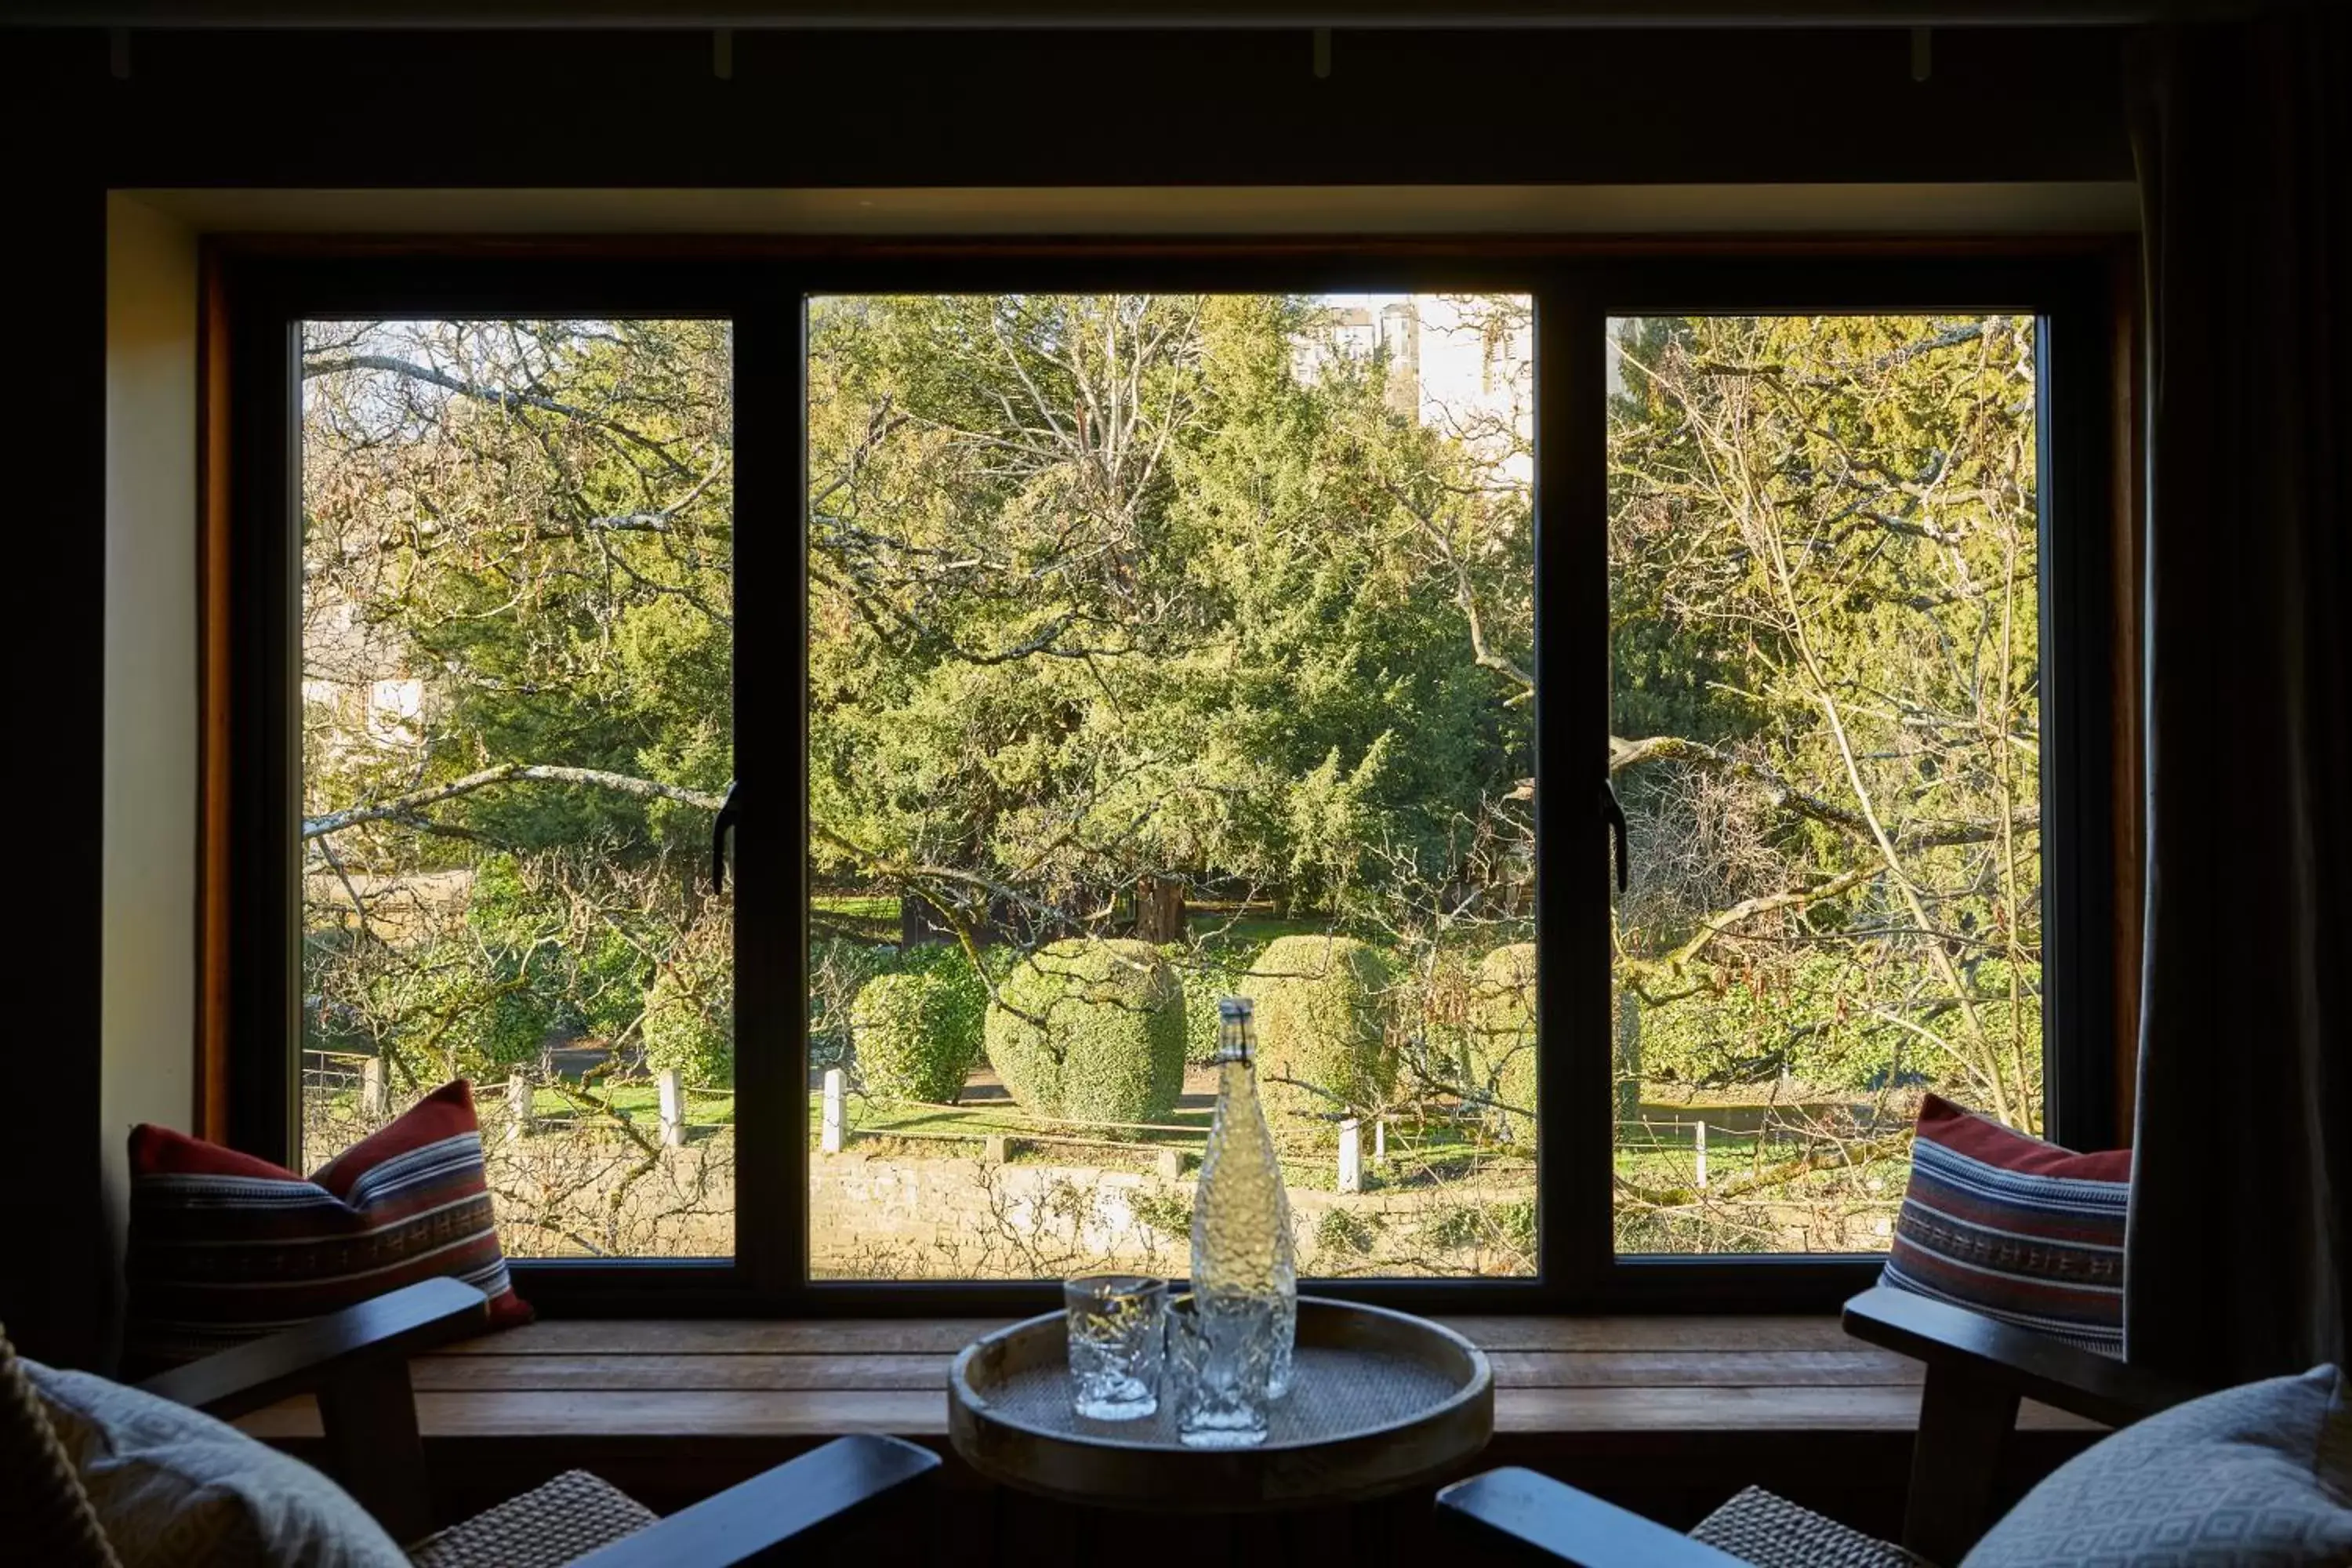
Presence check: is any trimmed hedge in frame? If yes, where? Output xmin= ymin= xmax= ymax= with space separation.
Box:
xmin=1466 ymin=942 xmax=1537 ymax=1148
xmin=1247 ymin=935 xmax=1397 ymax=1132
xmin=984 ymin=939 xmax=1186 ymax=1127
xmin=851 ymin=971 xmax=985 ymax=1105
xmin=641 ymin=942 xmax=733 ymax=1088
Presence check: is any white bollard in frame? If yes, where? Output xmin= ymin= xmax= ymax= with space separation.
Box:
xmin=506 ymin=1073 xmax=535 ymax=1143
xmin=1693 ymin=1119 xmax=1708 ymax=1191
xmin=1338 ymin=1117 xmax=1363 ymax=1193
xmin=658 ymin=1068 xmax=686 ymax=1148
xmin=361 ymin=1055 xmax=390 ymax=1119
xmin=1374 ymin=1117 xmax=1386 ymax=1164
xmin=821 ymin=1067 xmax=845 ymax=1154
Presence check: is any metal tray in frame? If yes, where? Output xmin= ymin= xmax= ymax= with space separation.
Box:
xmin=947 ymin=1296 xmax=1493 ymax=1512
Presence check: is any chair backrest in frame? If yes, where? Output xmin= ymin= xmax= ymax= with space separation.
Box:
xmin=0 ymin=1329 xmax=122 ymax=1568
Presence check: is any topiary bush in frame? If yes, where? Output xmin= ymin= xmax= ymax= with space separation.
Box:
xmin=1247 ymin=935 xmax=1398 ymax=1134
xmin=642 ymin=933 xmax=733 ymax=1089
xmin=984 ymin=938 xmax=1186 ymax=1127
xmin=850 ymin=971 xmax=985 ymax=1105
xmin=1466 ymin=942 xmax=1537 ymax=1149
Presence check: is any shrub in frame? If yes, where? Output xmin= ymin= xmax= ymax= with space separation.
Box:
xmin=984 ymin=939 xmax=1186 ymax=1127
xmin=851 ymin=971 xmax=985 ymax=1105
xmin=1315 ymin=1207 xmax=1381 ymax=1260
xmin=1247 ymin=935 xmax=1397 ymax=1133
xmin=808 ymin=938 xmax=898 ymax=1071
xmin=1467 ymin=943 xmax=1537 ymax=1148
xmin=642 ymin=937 xmax=733 ymax=1087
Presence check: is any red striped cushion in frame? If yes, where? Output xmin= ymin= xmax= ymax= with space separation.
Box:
xmin=1882 ymin=1094 xmax=2130 ymax=1357
xmin=125 ymin=1080 xmax=530 ymax=1370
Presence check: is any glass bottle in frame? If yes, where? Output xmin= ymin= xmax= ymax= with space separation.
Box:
xmin=1189 ymin=996 xmax=1297 ymax=1398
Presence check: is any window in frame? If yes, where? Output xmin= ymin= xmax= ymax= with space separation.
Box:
xmin=804 ymin=292 xmax=1537 ymax=1282
xmin=217 ymin=251 xmax=2117 ymax=1312
xmin=299 ymin=318 xmax=736 ymax=1262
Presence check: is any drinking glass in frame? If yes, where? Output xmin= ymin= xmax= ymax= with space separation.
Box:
xmin=1063 ymin=1274 xmax=1167 ymax=1421
xmin=1167 ymin=1291 xmax=1273 ymax=1449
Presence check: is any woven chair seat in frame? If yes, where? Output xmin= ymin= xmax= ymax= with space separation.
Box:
xmin=1689 ymin=1486 xmax=1933 ymax=1568
xmin=410 ymin=1468 xmax=657 ymax=1568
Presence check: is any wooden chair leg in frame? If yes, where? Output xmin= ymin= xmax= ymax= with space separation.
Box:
xmin=316 ymin=1358 xmax=432 ymax=1546
xmin=1901 ymin=1365 xmax=2020 ymax=1566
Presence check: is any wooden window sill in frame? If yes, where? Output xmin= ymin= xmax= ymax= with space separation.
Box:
xmin=237 ymin=1312 xmax=2103 ymax=1444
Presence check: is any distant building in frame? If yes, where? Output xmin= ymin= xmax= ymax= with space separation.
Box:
xmin=1294 ymin=295 xmax=1534 ymax=486
xmin=302 ymin=590 xmax=430 ymax=770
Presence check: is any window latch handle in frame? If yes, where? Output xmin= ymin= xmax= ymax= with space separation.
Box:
xmin=1600 ymin=775 xmax=1629 ymax=895
xmin=712 ymin=780 xmax=740 ymax=893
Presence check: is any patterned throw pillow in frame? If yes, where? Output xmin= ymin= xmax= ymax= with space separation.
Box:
xmin=1962 ymin=1365 xmax=2352 ymax=1567
xmin=125 ymin=1080 xmax=529 ymax=1371
xmin=1881 ymin=1094 xmax=2130 ymax=1357
xmin=33 ymin=1359 xmax=409 ymax=1566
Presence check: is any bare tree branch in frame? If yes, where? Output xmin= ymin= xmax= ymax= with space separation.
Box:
xmin=304 ymin=764 xmax=723 ymax=840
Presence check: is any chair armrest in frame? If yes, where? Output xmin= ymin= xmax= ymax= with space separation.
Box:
xmin=572 ymin=1435 xmax=941 ymax=1568
xmin=1436 ymin=1468 xmax=1748 ymax=1568
xmin=1842 ymin=1286 xmax=2202 ymax=1429
xmin=134 ymin=1277 xmax=489 ymax=1423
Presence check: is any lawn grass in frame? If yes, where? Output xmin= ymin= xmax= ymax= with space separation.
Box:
xmin=535 ymin=1081 xmax=735 ymax=1127
xmin=812 ymin=891 xmax=899 ymax=922
xmin=1188 ymin=910 xmax=1327 ymax=952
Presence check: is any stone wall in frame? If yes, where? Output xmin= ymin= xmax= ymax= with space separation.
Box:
xmin=808 ymin=1150 xmax=1535 ymax=1280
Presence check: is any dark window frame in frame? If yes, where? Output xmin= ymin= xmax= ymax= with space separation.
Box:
xmin=209 ymin=241 xmax=2121 ymax=1318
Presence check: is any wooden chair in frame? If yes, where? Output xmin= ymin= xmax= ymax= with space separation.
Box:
xmin=1436 ymin=1286 xmax=2208 ymax=1568
xmin=5 ymin=1278 xmax=940 ymax=1566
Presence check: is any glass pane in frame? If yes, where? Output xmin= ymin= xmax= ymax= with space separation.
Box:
xmin=299 ymin=319 xmax=735 ymax=1260
xmin=807 ymin=293 xmax=1536 ymax=1280
xmin=1607 ymin=314 xmax=2043 ymax=1254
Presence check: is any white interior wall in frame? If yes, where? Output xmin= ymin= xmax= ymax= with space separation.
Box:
xmin=103 ymin=194 xmax=198 ymax=1346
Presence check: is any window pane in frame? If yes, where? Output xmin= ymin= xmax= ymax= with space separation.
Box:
xmin=300 ymin=319 xmax=735 ymax=1260
xmin=1607 ymin=314 xmax=2043 ymax=1255
xmin=808 ymin=293 xmax=1536 ymax=1280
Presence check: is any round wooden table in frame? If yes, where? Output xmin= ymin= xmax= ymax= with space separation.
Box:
xmin=947 ymin=1297 xmax=1494 ymax=1512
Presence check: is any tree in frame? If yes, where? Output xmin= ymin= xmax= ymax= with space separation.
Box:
xmin=1605 ymin=314 xmax=2045 ymax=1141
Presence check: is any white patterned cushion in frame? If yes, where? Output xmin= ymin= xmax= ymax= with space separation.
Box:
xmin=1964 ymin=1363 xmax=2352 ymax=1566
xmin=28 ymin=1361 xmax=406 ymax=1567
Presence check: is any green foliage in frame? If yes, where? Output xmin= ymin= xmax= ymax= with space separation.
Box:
xmin=850 ymin=972 xmax=985 ymax=1105
xmin=984 ymin=939 xmax=1186 ymax=1127
xmin=641 ymin=934 xmax=731 ymax=1087
xmin=1466 ymin=943 xmax=1538 ymax=1148
xmin=1248 ymin=935 xmax=1399 ymax=1131
xmin=1607 ymin=312 xmax=2047 ymax=1132
xmin=1130 ymin=1185 xmax=1196 ymax=1245
xmin=805 ymin=292 xmax=1534 ymax=940
xmin=1160 ymin=942 xmax=1261 ymax=1065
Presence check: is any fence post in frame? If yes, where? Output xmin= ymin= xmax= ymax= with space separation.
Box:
xmin=1338 ymin=1117 xmax=1363 ymax=1193
xmin=504 ymin=1072 xmax=535 ymax=1142
xmin=659 ymin=1068 xmax=687 ymax=1149
xmin=821 ymin=1067 xmax=845 ymax=1154
xmin=1374 ymin=1117 xmax=1386 ymax=1164
xmin=1693 ymin=1119 xmax=1708 ymax=1191
xmin=361 ymin=1055 xmax=389 ymax=1119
